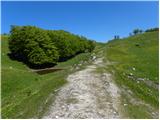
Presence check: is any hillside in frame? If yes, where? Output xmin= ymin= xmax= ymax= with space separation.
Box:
xmin=1 ymin=36 xmax=95 ymax=118
xmin=104 ymin=31 xmax=159 ymax=118
xmin=1 ymin=31 xmax=159 ymax=119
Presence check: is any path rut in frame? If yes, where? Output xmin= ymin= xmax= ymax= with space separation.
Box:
xmin=43 ymin=58 xmax=122 ymax=119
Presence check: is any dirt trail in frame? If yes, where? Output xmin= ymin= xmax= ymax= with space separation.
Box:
xmin=43 ymin=58 xmax=123 ymax=119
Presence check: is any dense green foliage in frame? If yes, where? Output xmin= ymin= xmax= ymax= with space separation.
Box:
xmin=9 ymin=26 xmax=59 ymax=67
xmin=47 ymin=30 xmax=95 ymax=60
xmin=9 ymin=25 xmax=95 ymax=67
xmin=105 ymin=31 xmax=159 ymax=108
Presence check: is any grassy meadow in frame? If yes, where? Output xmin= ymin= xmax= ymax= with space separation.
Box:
xmin=104 ymin=31 xmax=159 ymax=118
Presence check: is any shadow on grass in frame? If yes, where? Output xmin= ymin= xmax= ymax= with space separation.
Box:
xmin=7 ymin=52 xmax=82 ymax=70
xmin=7 ymin=53 xmax=57 ymax=70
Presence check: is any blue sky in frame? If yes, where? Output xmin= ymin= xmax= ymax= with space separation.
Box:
xmin=1 ymin=1 xmax=159 ymax=42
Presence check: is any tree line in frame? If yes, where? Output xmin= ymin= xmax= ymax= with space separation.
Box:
xmin=131 ymin=27 xmax=159 ymax=36
xmin=113 ymin=27 xmax=159 ymax=40
xmin=9 ymin=25 xmax=95 ymax=68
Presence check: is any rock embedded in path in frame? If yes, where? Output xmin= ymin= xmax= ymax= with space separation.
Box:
xmin=113 ymin=111 xmax=117 ymax=114
xmin=129 ymin=73 xmax=133 ymax=76
xmin=137 ymin=78 xmax=145 ymax=81
xmin=132 ymin=67 xmax=136 ymax=71
xmin=92 ymin=56 xmax=96 ymax=61
xmin=55 ymin=115 xmax=59 ymax=119
xmin=123 ymin=104 xmax=127 ymax=106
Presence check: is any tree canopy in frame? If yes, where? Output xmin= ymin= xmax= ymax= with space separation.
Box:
xmin=145 ymin=28 xmax=159 ymax=32
xmin=133 ymin=29 xmax=143 ymax=35
xmin=9 ymin=25 xmax=95 ymax=68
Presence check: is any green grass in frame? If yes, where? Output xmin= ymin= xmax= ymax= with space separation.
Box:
xmin=120 ymin=92 xmax=153 ymax=119
xmin=1 ymin=36 xmax=93 ymax=118
xmin=1 ymin=35 xmax=8 ymax=40
xmin=104 ymin=31 xmax=159 ymax=118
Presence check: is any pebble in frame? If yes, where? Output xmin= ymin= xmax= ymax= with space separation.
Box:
xmin=62 ymin=105 xmax=65 ymax=108
xmin=137 ymin=78 xmax=144 ymax=81
xmin=55 ymin=116 xmax=59 ymax=119
xmin=152 ymin=112 xmax=155 ymax=115
xmin=123 ymin=104 xmax=128 ymax=106
xmin=54 ymin=89 xmax=60 ymax=92
xmin=113 ymin=111 xmax=117 ymax=114
xmin=132 ymin=67 xmax=136 ymax=71
xmin=75 ymin=67 xmax=79 ymax=70
xmin=9 ymin=66 xmax=13 ymax=69
xmin=129 ymin=73 xmax=133 ymax=76
xmin=92 ymin=56 xmax=96 ymax=60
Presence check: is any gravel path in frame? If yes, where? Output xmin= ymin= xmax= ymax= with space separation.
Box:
xmin=43 ymin=58 xmax=122 ymax=119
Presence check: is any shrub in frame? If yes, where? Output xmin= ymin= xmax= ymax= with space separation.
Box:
xmin=47 ymin=30 xmax=95 ymax=61
xmin=9 ymin=25 xmax=95 ymax=67
xmin=133 ymin=29 xmax=143 ymax=35
xmin=9 ymin=26 xmax=59 ymax=66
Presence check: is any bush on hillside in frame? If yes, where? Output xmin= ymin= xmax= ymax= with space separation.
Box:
xmin=9 ymin=26 xmax=59 ymax=67
xmin=9 ymin=25 xmax=95 ymax=68
xmin=145 ymin=28 xmax=159 ymax=32
xmin=47 ymin=30 xmax=95 ymax=61
xmin=133 ymin=29 xmax=143 ymax=35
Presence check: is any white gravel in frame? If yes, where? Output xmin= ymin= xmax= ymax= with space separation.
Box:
xmin=43 ymin=58 xmax=122 ymax=119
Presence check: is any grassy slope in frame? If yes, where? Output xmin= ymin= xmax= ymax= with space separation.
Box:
xmin=104 ymin=31 xmax=159 ymax=118
xmin=1 ymin=36 xmax=94 ymax=118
